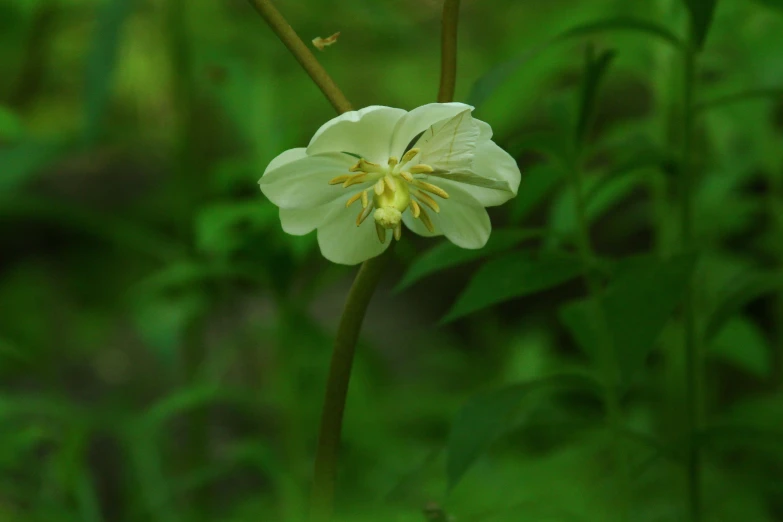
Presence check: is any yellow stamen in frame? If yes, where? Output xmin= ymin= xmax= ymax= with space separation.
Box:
xmin=349 ymin=161 xmax=363 ymax=172
xmin=329 ymin=175 xmax=350 ymax=185
xmin=384 ymin=174 xmax=396 ymax=192
xmin=343 ymin=173 xmax=367 ymax=188
xmin=356 ymin=204 xmax=373 ymax=226
xmin=410 ymin=199 xmax=421 ymax=218
xmin=375 ymin=222 xmax=386 ymax=243
xmin=374 ymin=179 xmax=385 ymax=196
xmin=400 ymin=171 xmax=414 ymax=182
xmin=393 ymin=223 xmax=401 ymax=241
xmin=361 ymin=190 xmax=368 ymax=209
xmin=401 ymin=148 xmax=420 ymax=163
xmin=345 ymin=192 xmax=363 ymax=208
xmin=388 ymin=157 xmax=398 ymax=167
xmin=418 ymin=206 xmax=435 ymax=233
xmin=410 ymin=164 xmax=434 ymax=174
xmin=415 ymin=180 xmax=450 ymax=199
xmin=415 ymin=191 xmax=440 ymax=213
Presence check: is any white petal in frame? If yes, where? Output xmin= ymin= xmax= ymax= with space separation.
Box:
xmin=306 ymin=106 xmax=406 ymax=163
xmin=259 ymin=151 xmax=364 ymax=209
xmin=476 ymin=118 xmax=493 ymax=142
xmin=415 ymin=109 xmax=481 ymax=173
xmin=317 ymin=205 xmax=391 ymax=265
xmin=264 ymin=147 xmax=307 ymax=173
xmin=406 ymin=183 xmax=491 ymax=249
xmin=280 ymin=204 xmax=338 ymax=235
xmin=390 ymin=102 xmax=475 ymax=157
xmin=434 ymin=141 xmax=521 ymax=207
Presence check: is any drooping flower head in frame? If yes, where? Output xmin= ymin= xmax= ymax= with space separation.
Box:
xmin=259 ymin=103 xmax=521 ymax=265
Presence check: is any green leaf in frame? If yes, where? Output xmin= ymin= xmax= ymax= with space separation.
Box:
xmin=446 ymin=373 xmax=601 ymax=490
xmin=559 ymin=255 xmax=697 ymax=381
xmin=682 ymin=0 xmax=719 ymax=50
xmin=0 ymin=106 xmax=22 ymax=140
xmin=84 ymin=0 xmax=134 ymax=142
xmin=709 ymin=317 xmax=771 ymax=379
xmin=0 ymin=140 xmax=65 ymax=195
xmin=468 ymin=17 xmax=684 ymax=108
xmin=143 ymin=386 xmax=261 ymax=429
xmin=703 ymin=271 xmax=783 ymax=343
xmin=753 ymin=0 xmax=783 ymax=11
xmin=195 ymin=200 xmax=278 ymax=256
xmin=575 ymin=45 xmax=616 ymax=146
xmin=395 ymin=229 xmax=537 ymax=292
xmin=441 ymin=251 xmax=585 ymax=323
xmin=584 ymin=146 xmax=671 ymax=206
xmin=695 ymin=87 xmax=783 ymax=113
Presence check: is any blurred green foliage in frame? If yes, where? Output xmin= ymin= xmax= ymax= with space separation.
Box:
xmin=1 ymin=0 xmax=783 ymax=521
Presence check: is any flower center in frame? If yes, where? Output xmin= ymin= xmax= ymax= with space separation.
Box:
xmin=327 ymin=148 xmax=451 ymax=244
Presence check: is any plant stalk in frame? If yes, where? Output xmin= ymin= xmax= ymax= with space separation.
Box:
xmin=245 ymin=0 xmax=352 ymax=114
xmin=437 ymin=0 xmax=461 ymax=103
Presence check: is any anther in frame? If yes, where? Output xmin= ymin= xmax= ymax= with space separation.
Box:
xmin=400 ymin=171 xmax=414 ymax=182
xmin=418 ymin=206 xmax=435 ymax=233
xmin=374 ymin=179 xmax=385 ymax=196
xmin=349 ymin=161 xmax=363 ymax=172
xmin=343 ymin=173 xmax=367 ymax=188
xmin=415 ymin=191 xmax=440 ymax=213
xmin=375 ymin=222 xmax=386 ymax=244
xmin=410 ymin=164 xmax=434 ymax=174
xmin=329 ymin=175 xmax=350 ymax=185
xmin=361 ymin=190 xmax=368 ymax=208
xmin=415 ymin=180 xmax=450 ymax=199
xmin=401 ymin=148 xmax=420 ymax=163
xmin=393 ymin=224 xmax=402 ymax=241
xmin=410 ymin=199 xmax=421 ymax=218
xmin=388 ymin=157 xmax=399 ymax=167
xmin=356 ymin=204 xmax=373 ymax=226
xmin=384 ymin=174 xmax=396 ymax=192
xmin=345 ymin=192 xmax=363 ymax=208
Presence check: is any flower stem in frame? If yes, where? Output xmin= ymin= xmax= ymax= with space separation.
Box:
xmin=680 ymin=46 xmax=702 ymax=522
xmin=437 ymin=0 xmax=461 ymax=103
xmin=245 ymin=0 xmax=352 ymax=114
xmin=309 ymin=248 xmax=394 ymax=522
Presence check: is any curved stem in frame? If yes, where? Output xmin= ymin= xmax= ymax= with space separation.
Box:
xmin=246 ymin=0 xmax=352 ymax=114
xmin=437 ymin=0 xmax=461 ymax=103
xmin=309 ymin=247 xmax=394 ymax=522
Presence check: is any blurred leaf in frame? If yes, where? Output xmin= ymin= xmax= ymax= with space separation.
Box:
xmin=84 ymin=0 xmax=134 ymax=142
xmin=510 ymin=162 xmax=565 ymax=223
xmin=709 ymin=317 xmax=771 ymax=379
xmin=753 ymin=0 xmax=783 ymax=11
xmin=0 ymin=140 xmax=65 ymax=195
xmin=507 ymin=130 xmax=570 ymax=161
xmin=0 ymin=106 xmax=22 ymax=141
xmin=559 ymin=255 xmax=697 ymax=381
xmin=584 ymin=147 xmax=671 ymax=206
xmin=441 ymin=251 xmax=584 ymax=323
xmin=74 ymin=470 xmax=103 ymax=522
xmin=695 ymin=87 xmax=783 ymax=113
xmin=143 ymin=385 xmax=261 ymax=429
xmin=395 ymin=229 xmax=538 ymax=292
xmin=703 ymin=271 xmax=783 ymax=343
xmin=468 ymin=17 xmax=684 ymax=108
xmin=124 ymin=423 xmax=180 ymax=522
xmin=575 ymin=46 xmax=616 ymax=146
xmin=447 ymin=372 xmax=601 ymax=490
xmin=682 ymin=0 xmax=718 ymax=50
xmin=195 ymin=200 xmax=279 ymax=256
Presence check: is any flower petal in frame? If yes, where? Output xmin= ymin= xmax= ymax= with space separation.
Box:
xmin=390 ymin=102 xmax=475 ymax=157
xmin=405 ymin=183 xmax=491 ymax=249
xmin=317 ymin=205 xmax=391 ymax=265
xmin=279 ymin=204 xmax=338 ymax=235
xmin=415 ymin=109 xmax=481 ymax=173
xmin=265 ymin=147 xmax=307 ymax=173
xmin=434 ymin=140 xmax=521 ymax=207
xmin=306 ymin=106 xmax=406 ymax=162
xmin=259 ymin=151 xmax=364 ymax=209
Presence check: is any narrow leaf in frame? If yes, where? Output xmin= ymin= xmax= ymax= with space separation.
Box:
xmin=395 ymin=229 xmax=536 ymax=292
xmin=575 ymin=46 xmax=616 ymax=146
xmin=703 ymin=272 xmax=783 ymax=343
xmin=709 ymin=317 xmax=771 ymax=379
xmin=447 ymin=373 xmax=601 ymax=490
xmin=442 ymin=251 xmax=585 ymax=323
xmin=84 ymin=0 xmax=134 ymax=142
xmin=695 ymin=87 xmax=783 ymax=113
xmin=510 ymin=162 xmax=565 ymax=223
xmin=560 ymin=255 xmax=697 ymax=381
xmin=683 ymin=0 xmax=719 ymax=50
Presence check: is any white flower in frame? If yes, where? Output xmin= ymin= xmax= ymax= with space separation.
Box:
xmin=259 ymin=103 xmax=521 ymax=265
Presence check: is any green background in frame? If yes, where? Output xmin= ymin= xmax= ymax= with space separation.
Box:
xmin=1 ymin=0 xmax=783 ymax=520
